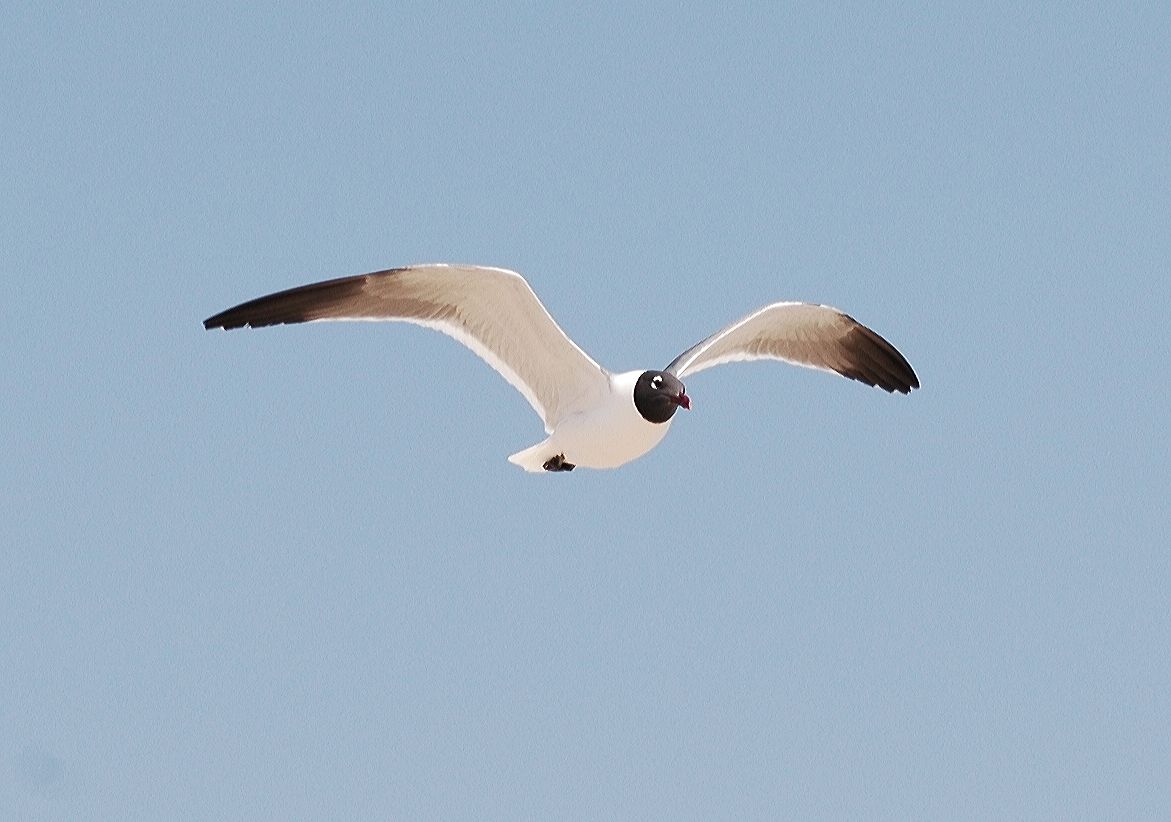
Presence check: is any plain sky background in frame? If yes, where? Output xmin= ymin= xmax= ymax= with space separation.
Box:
xmin=3 ymin=3 xmax=1169 ymax=819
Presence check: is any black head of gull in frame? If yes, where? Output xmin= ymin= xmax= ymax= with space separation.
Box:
xmin=633 ymin=370 xmax=690 ymax=424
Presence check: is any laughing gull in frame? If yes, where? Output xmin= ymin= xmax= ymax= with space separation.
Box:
xmin=204 ymin=264 xmax=918 ymax=472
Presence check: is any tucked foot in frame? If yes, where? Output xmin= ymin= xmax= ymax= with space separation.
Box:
xmin=542 ymin=453 xmax=576 ymax=472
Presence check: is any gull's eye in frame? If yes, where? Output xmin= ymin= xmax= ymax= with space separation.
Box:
xmin=651 ymin=375 xmax=663 ymax=389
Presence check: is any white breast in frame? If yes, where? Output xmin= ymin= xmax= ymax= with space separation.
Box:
xmin=548 ymin=370 xmax=674 ymax=469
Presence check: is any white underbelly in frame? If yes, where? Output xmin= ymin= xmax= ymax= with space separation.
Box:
xmin=551 ymin=396 xmax=673 ymax=469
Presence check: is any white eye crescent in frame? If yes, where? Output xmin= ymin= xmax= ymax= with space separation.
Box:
xmin=651 ymin=375 xmax=662 ymax=389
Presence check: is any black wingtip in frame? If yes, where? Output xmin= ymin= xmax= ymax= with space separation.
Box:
xmin=202 ymin=310 xmax=246 ymax=331
xmin=846 ymin=323 xmax=920 ymax=395
xmin=201 ymin=273 xmax=374 ymax=332
xmin=203 ymin=308 xmax=252 ymax=331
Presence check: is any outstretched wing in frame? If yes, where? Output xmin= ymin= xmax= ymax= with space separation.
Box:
xmin=665 ymin=302 xmax=918 ymax=394
xmin=204 ymin=264 xmax=611 ymax=430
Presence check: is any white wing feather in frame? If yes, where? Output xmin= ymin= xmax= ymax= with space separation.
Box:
xmin=204 ymin=265 xmax=612 ymax=430
xmin=666 ymin=302 xmax=918 ymax=394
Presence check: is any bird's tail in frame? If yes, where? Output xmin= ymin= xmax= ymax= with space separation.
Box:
xmin=507 ymin=439 xmax=553 ymax=473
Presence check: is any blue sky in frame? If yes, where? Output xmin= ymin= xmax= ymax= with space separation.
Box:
xmin=3 ymin=3 xmax=1168 ymax=819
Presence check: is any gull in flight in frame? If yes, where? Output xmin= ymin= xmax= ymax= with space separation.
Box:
xmin=204 ymin=265 xmax=918 ymax=472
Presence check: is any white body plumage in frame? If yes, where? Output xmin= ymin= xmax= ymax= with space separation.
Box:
xmin=507 ymin=370 xmax=674 ymax=471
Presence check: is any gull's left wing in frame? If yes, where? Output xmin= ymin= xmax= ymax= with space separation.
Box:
xmin=665 ymin=302 xmax=919 ymax=394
